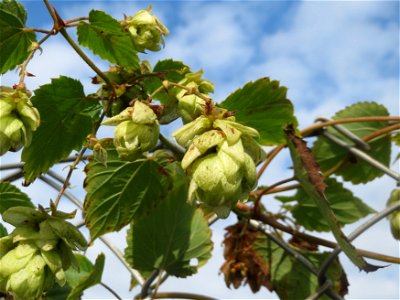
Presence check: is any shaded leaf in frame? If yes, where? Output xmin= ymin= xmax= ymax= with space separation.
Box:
xmin=22 ymin=76 xmax=97 ymax=183
xmin=285 ymin=126 xmax=380 ymax=272
xmin=280 ymin=178 xmax=375 ymax=231
xmin=0 ymin=182 xmax=34 ymax=214
xmin=220 ymin=78 xmax=298 ymax=145
xmin=83 ymin=146 xmax=172 ymax=241
xmin=77 ymin=10 xmax=139 ymax=69
xmin=125 ymin=164 xmax=213 ymax=277
xmin=312 ymin=102 xmax=390 ymax=184
xmin=44 ymin=284 xmax=72 ymax=300
xmin=0 ymin=223 xmax=7 ymax=237
xmin=0 ymin=4 xmax=36 ymax=74
xmin=254 ymin=235 xmax=348 ymax=300
xmin=67 ymin=253 xmax=105 ymax=300
xmin=65 ymin=254 xmax=94 ymax=288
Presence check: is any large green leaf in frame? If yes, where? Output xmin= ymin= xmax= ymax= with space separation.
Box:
xmin=77 ymin=10 xmax=139 ymax=69
xmin=219 ymin=78 xmax=298 ymax=146
xmin=285 ymin=126 xmax=380 ymax=272
xmin=22 ymin=76 xmax=98 ymax=184
xmin=0 ymin=182 xmax=34 ymax=214
xmin=125 ymin=164 xmax=213 ymax=277
xmin=83 ymin=147 xmax=172 ymax=241
xmin=312 ymin=102 xmax=390 ymax=184
xmin=67 ymin=253 xmax=105 ymax=300
xmin=0 ymin=0 xmax=27 ymax=23
xmin=277 ymin=178 xmax=375 ymax=232
xmin=254 ymin=235 xmax=348 ymax=300
xmin=0 ymin=3 xmax=36 ymax=74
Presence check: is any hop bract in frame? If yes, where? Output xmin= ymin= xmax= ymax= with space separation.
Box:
xmin=173 ymin=115 xmax=263 ymax=218
xmin=102 ymin=101 xmax=160 ymax=160
xmin=0 ymin=207 xmax=87 ymax=300
xmin=123 ymin=6 xmax=169 ymax=52
xmin=387 ymin=189 xmax=400 ymax=240
xmin=0 ymin=86 xmax=40 ymax=156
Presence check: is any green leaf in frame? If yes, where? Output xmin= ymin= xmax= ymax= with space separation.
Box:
xmin=83 ymin=146 xmax=172 ymax=241
xmin=67 ymin=253 xmax=105 ymax=300
xmin=0 ymin=182 xmax=34 ymax=214
xmin=125 ymin=164 xmax=213 ymax=277
xmin=77 ymin=10 xmax=139 ymax=69
xmin=0 ymin=0 xmax=27 ymax=23
xmin=44 ymin=284 xmax=72 ymax=300
xmin=285 ymin=126 xmax=380 ymax=272
xmin=0 ymin=6 xmax=36 ymax=74
xmin=254 ymin=235 xmax=348 ymax=300
xmin=0 ymin=223 xmax=7 ymax=237
xmin=65 ymin=254 xmax=94 ymax=288
xmin=281 ymin=178 xmax=375 ymax=232
xmin=219 ymin=78 xmax=298 ymax=146
xmin=22 ymin=76 xmax=97 ymax=184
xmin=312 ymin=102 xmax=391 ymax=184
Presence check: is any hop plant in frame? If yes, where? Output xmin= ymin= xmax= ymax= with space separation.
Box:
xmin=0 ymin=206 xmax=87 ymax=300
xmin=0 ymin=86 xmax=40 ymax=156
xmin=173 ymin=114 xmax=263 ymax=218
xmin=122 ymin=6 xmax=169 ymax=52
xmin=387 ymin=189 xmax=400 ymax=240
xmin=102 ymin=101 xmax=160 ymax=160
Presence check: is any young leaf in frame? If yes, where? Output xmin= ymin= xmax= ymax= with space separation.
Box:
xmin=254 ymin=235 xmax=348 ymax=300
xmin=66 ymin=253 xmax=105 ymax=300
xmin=83 ymin=147 xmax=172 ymax=241
xmin=312 ymin=102 xmax=391 ymax=184
xmin=0 ymin=0 xmax=27 ymax=23
xmin=280 ymin=178 xmax=375 ymax=232
xmin=125 ymin=164 xmax=213 ymax=277
xmin=0 ymin=3 xmax=36 ymax=74
xmin=22 ymin=76 xmax=97 ymax=184
xmin=0 ymin=181 xmax=34 ymax=214
xmin=219 ymin=78 xmax=298 ymax=146
xmin=285 ymin=126 xmax=380 ymax=272
xmin=77 ymin=10 xmax=139 ymax=69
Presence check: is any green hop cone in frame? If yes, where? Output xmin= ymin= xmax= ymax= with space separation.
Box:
xmin=102 ymin=101 xmax=160 ymax=160
xmin=123 ymin=6 xmax=169 ymax=52
xmin=387 ymin=189 xmax=400 ymax=240
xmin=0 ymin=86 xmax=40 ymax=156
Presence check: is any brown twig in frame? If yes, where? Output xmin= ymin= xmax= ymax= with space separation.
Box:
xmin=153 ymin=292 xmax=217 ymax=300
xmin=256 ymin=144 xmax=285 ymax=179
xmin=363 ymin=123 xmax=400 ymax=142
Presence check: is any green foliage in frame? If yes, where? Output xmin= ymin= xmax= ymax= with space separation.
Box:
xmin=312 ymin=102 xmax=391 ymax=184
xmin=254 ymin=235 xmax=348 ymax=300
xmin=125 ymin=163 xmax=213 ymax=277
xmin=0 ymin=182 xmax=34 ymax=213
xmin=83 ymin=146 xmax=172 ymax=241
xmin=277 ymin=178 xmax=375 ymax=231
xmin=220 ymin=78 xmax=298 ymax=146
xmin=77 ymin=10 xmax=139 ymax=69
xmin=22 ymin=76 xmax=99 ymax=183
xmin=0 ymin=0 xmax=35 ymax=74
xmin=0 ymin=223 xmax=7 ymax=237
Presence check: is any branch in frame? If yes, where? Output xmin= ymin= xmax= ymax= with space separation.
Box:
xmin=152 ymin=292 xmax=218 ymax=300
xmin=256 ymin=144 xmax=284 ymax=179
xmin=363 ymin=123 xmax=400 ymax=142
xmin=159 ymin=134 xmax=185 ymax=159
xmin=99 ymin=282 xmax=123 ymax=300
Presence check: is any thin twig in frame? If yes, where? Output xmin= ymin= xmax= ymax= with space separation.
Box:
xmin=256 ymin=144 xmax=285 ymax=179
xmin=99 ymin=282 xmax=123 ymax=300
xmin=152 ymin=292 xmax=218 ymax=300
xmin=64 ymin=16 xmax=89 ymax=24
xmin=0 ymin=155 xmax=89 ymax=171
xmin=363 ymin=123 xmax=400 ymax=142
xmin=141 ymin=269 xmax=160 ymax=299
xmin=305 ymin=280 xmax=333 ymax=300
xmin=159 ymin=134 xmax=185 ymax=159
xmin=0 ymin=169 xmax=24 ymax=182
xmin=23 ymin=27 xmax=53 ymax=34
xmin=318 ymin=201 xmax=400 ymax=283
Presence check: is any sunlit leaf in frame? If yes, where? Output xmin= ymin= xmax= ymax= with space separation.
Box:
xmin=125 ymin=164 xmax=213 ymax=277
xmin=312 ymin=102 xmax=390 ymax=184
xmin=0 ymin=182 xmax=34 ymax=214
xmin=22 ymin=76 xmax=98 ymax=184
xmin=77 ymin=10 xmax=139 ymax=69
xmin=220 ymin=78 xmax=298 ymax=145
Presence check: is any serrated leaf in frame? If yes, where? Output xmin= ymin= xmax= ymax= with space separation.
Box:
xmin=0 ymin=182 xmax=34 ymax=214
xmin=125 ymin=164 xmax=213 ymax=277
xmin=0 ymin=0 xmax=27 ymax=23
xmin=0 ymin=6 xmax=36 ymax=74
xmin=219 ymin=78 xmax=298 ymax=146
xmin=67 ymin=253 xmax=105 ymax=300
xmin=285 ymin=126 xmax=380 ymax=272
xmin=77 ymin=10 xmax=139 ymax=69
xmin=83 ymin=147 xmax=172 ymax=241
xmin=22 ymin=76 xmax=97 ymax=183
xmin=282 ymin=178 xmax=375 ymax=231
xmin=312 ymin=102 xmax=391 ymax=184
xmin=254 ymin=235 xmax=348 ymax=300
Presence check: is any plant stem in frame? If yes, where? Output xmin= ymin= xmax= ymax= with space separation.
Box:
xmin=64 ymin=16 xmax=89 ymax=24
xmin=363 ymin=123 xmax=400 ymax=142
xmin=159 ymin=133 xmax=185 ymax=159
xmin=152 ymin=292 xmax=217 ymax=300
xmin=256 ymin=144 xmax=284 ymax=179
xmin=23 ymin=27 xmax=53 ymax=34
xmin=99 ymin=282 xmax=123 ymax=300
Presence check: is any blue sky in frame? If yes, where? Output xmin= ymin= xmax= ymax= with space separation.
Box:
xmin=1 ymin=0 xmax=399 ymax=299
